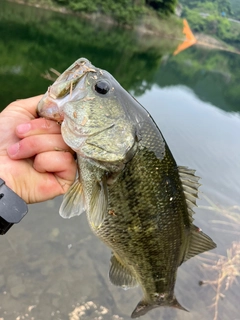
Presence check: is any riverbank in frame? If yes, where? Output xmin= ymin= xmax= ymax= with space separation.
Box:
xmin=7 ymin=0 xmax=184 ymax=39
xmin=6 ymin=0 xmax=239 ymax=56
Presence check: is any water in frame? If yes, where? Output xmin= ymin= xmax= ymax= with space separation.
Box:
xmin=0 ymin=2 xmax=240 ymax=320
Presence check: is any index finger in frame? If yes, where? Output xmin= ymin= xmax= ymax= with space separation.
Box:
xmin=16 ymin=118 xmax=61 ymax=138
xmin=9 ymin=95 xmax=43 ymax=118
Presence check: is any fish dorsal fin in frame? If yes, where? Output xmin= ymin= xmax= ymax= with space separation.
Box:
xmin=178 ymin=167 xmax=217 ymax=262
xmin=183 ymin=225 xmax=216 ymax=262
xmin=178 ymin=166 xmax=201 ymax=221
xmin=59 ymin=179 xmax=86 ymax=218
xmin=89 ymin=178 xmax=108 ymax=229
xmin=109 ymin=254 xmax=138 ymax=289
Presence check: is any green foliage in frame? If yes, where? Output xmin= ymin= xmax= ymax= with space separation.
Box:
xmin=2 ymin=1 xmax=240 ymax=114
xmin=230 ymin=0 xmax=240 ymax=18
xmin=181 ymin=0 xmax=240 ymax=47
xmin=183 ymin=8 xmax=234 ymax=41
xmin=218 ymin=0 xmax=232 ymax=15
xmin=69 ymin=0 xmax=97 ymax=12
xmin=182 ymin=0 xmax=238 ymax=18
xmin=182 ymin=8 xmax=205 ymax=31
xmin=54 ymin=0 xmax=69 ymax=4
xmin=195 ymin=2 xmax=218 ymax=14
xmin=180 ymin=0 xmax=232 ymax=15
xmin=214 ymin=15 xmax=231 ymax=38
xmin=146 ymin=0 xmax=178 ymax=15
xmin=51 ymin=0 xmax=178 ymax=23
xmin=1 ymin=1 xmax=180 ymax=106
xmin=154 ymin=47 xmax=240 ymax=112
xmin=60 ymin=0 xmax=146 ymax=24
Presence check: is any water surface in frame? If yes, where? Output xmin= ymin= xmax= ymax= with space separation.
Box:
xmin=0 ymin=2 xmax=240 ymax=320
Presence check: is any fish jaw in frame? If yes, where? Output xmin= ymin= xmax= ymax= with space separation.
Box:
xmin=37 ymin=95 xmax=64 ymax=122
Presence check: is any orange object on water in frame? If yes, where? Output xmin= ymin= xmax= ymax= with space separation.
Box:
xmin=173 ymin=19 xmax=197 ymax=55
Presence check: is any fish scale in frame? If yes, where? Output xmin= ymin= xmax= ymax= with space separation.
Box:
xmin=37 ymin=57 xmax=216 ymax=318
xmin=100 ymin=147 xmax=185 ymax=285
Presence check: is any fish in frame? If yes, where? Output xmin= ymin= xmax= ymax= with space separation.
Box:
xmin=37 ymin=57 xmax=216 ymax=318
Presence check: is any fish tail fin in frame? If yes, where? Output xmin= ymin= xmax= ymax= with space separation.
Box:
xmin=171 ymin=297 xmax=189 ymax=312
xmin=131 ymin=296 xmax=188 ymax=318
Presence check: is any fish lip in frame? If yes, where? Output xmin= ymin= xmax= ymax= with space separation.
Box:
xmin=37 ymin=97 xmax=64 ymax=122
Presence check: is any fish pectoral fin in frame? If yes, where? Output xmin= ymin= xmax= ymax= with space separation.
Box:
xmin=89 ymin=178 xmax=108 ymax=229
xmin=131 ymin=296 xmax=188 ymax=318
xmin=59 ymin=179 xmax=86 ymax=219
xmin=183 ymin=225 xmax=217 ymax=262
xmin=109 ymin=254 xmax=138 ymax=289
xmin=178 ymin=166 xmax=201 ymax=222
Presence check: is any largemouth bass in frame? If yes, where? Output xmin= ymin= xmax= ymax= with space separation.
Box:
xmin=37 ymin=58 xmax=216 ymax=318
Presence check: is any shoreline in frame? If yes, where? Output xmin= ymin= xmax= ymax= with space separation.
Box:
xmin=6 ymin=0 xmax=184 ymax=39
xmin=6 ymin=0 xmax=238 ymax=55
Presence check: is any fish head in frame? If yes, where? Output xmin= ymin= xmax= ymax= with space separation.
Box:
xmin=38 ymin=58 xmax=138 ymax=171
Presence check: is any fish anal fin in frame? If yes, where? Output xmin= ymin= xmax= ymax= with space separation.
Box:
xmin=109 ymin=254 xmax=138 ymax=289
xmin=89 ymin=177 xmax=108 ymax=229
xmin=59 ymin=179 xmax=85 ymax=219
xmin=131 ymin=296 xmax=187 ymax=318
xmin=184 ymin=225 xmax=217 ymax=262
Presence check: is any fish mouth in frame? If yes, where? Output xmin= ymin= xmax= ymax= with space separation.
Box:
xmin=37 ymin=98 xmax=64 ymax=122
xmin=37 ymin=58 xmax=96 ymax=121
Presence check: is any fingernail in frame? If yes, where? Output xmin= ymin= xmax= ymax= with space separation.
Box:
xmin=17 ymin=123 xmax=31 ymax=134
xmin=7 ymin=143 xmax=20 ymax=156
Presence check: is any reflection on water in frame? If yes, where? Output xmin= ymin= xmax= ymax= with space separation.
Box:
xmin=0 ymin=1 xmax=240 ymax=320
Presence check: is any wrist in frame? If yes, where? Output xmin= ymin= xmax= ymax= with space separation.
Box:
xmin=0 ymin=178 xmax=28 ymax=234
xmin=0 ymin=158 xmax=26 ymax=201
xmin=0 ymin=169 xmax=17 ymax=196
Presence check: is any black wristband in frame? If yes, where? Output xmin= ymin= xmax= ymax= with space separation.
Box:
xmin=0 ymin=179 xmax=28 ymax=235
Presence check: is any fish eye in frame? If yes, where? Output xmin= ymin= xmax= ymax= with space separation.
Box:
xmin=94 ymin=80 xmax=110 ymax=95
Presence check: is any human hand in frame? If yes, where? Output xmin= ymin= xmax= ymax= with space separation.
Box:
xmin=0 ymin=95 xmax=77 ymax=204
